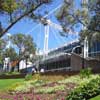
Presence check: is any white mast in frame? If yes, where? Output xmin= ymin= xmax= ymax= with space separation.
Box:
xmin=84 ymin=37 xmax=88 ymax=58
xmin=44 ymin=25 xmax=49 ymax=55
xmin=41 ymin=18 xmax=78 ymax=56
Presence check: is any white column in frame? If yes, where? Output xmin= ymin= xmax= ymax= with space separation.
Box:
xmin=44 ymin=25 xmax=49 ymax=55
xmin=84 ymin=37 xmax=88 ymax=58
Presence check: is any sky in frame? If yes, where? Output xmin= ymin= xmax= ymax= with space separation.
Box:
xmin=1 ymin=0 xmax=82 ymax=52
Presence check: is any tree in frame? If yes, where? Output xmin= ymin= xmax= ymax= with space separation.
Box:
xmin=88 ymin=0 xmax=100 ymax=32
xmin=11 ymin=33 xmax=36 ymax=72
xmin=3 ymin=47 xmax=18 ymax=61
xmin=56 ymin=0 xmax=100 ymax=39
xmin=11 ymin=33 xmax=36 ymax=59
xmin=79 ymin=29 xmax=100 ymax=43
xmin=0 ymin=38 xmax=6 ymax=63
xmin=0 ymin=38 xmax=6 ymax=50
xmin=0 ymin=0 xmax=51 ymax=37
xmin=79 ymin=0 xmax=100 ymax=42
xmin=0 ymin=39 xmax=6 ymax=64
xmin=2 ymin=47 xmax=18 ymax=72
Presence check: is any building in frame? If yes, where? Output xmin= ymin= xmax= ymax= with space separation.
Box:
xmin=38 ymin=40 xmax=100 ymax=72
xmin=38 ymin=40 xmax=82 ymax=71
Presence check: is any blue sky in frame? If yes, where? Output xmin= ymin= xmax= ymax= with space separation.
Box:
xmin=1 ymin=0 xmax=82 ymax=51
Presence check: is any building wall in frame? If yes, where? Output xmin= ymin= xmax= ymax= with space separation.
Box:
xmin=71 ymin=53 xmax=82 ymax=71
xmin=71 ymin=53 xmax=100 ymax=72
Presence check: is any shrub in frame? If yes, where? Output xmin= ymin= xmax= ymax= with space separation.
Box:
xmin=25 ymin=73 xmax=33 ymax=81
xmin=10 ymin=80 xmax=45 ymax=93
xmin=35 ymin=84 xmax=66 ymax=94
xmin=32 ymin=74 xmax=41 ymax=80
xmin=66 ymin=76 xmax=100 ymax=100
xmin=30 ymin=80 xmax=45 ymax=87
xmin=7 ymin=82 xmax=22 ymax=92
xmin=14 ymin=83 xmax=32 ymax=93
xmin=80 ymin=68 xmax=92 ymax=78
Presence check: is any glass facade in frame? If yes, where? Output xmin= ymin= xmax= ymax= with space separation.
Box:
xmin=39 ymin=41 xmax=81 ymax=71
xmin=89 ymin=42 xmax=100 ymax=59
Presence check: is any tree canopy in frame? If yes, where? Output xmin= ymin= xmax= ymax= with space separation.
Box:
xmin=11 ymin=33 xmax=36 ymax=56
xmin=88 ymin=0 xmax=100 ymax=32
xmin=56 ymin=0 xmax=100 ymax=40
xmin=0 ymin=33 xmax=36 ymax=63
xmin=0 ymin=38 xmax=6 ymax=63
xmin=0 ymin=0 xmax=51 ymax=37
xmin=3 ymin=47 xmax=18 ymax=61
xmin=0 ymin=38 xmax=6 ymax=51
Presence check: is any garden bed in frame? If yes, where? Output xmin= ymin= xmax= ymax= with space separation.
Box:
xmin=0 ymin=73 xmax=26 ymax=79
xmin=0 ymin=73 xmax=100 ymax=100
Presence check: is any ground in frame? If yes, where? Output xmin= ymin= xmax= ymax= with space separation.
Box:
xmin=0 ymin=74 xmax=100 ymax=100
xmin=0 ymin=79 xmax=24 ymax=92
xmin=90 ymin=95 xmax=100 ymax=100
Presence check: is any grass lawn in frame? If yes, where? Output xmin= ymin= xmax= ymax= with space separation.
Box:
xmin=0 ymin=79 xmax=24 ymax=91
xmin=90 ymin=95 xmax=100 ymax=100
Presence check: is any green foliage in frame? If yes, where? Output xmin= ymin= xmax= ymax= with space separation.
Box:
xmin=56 ymin=0 xmax=89 ymax=32
xmin=11 ymin=33 xmax=36 ymax=58
xmin=0 ymin=38 xmax=6 ymax=64
xmin=14 ymin=83 xmax=32 ymax=93
xmin=2 ymin=0 xmax=18 ymax=13
xmin=7 ymin=82 xmax=22 ymax=92
xmin=4 ymin=47 xmax=18 ymax=61
xmin=25 ymin=73 xmax=33 ymax=81
xmin=0 ymin=0 xmax=51 ymax=37
xmin=30 ymin=80 xmax=45 ymax=87
xmin=90 ymin=95 xmax=100 ymax=100
xmin=58 ymin=75 xmax=80 ymax=84
xmin=80 ymin=68 xmax=92 ymax=78
xmin=88 ymin=0 xmax=100 ymax=32
xmin=35 ymin=84 xmax=66 ymax=94
xmin=30 ymin=74 xmax=65 ymax=82
xmin=56 ymin=0 xmax=100 ymax=40
xmin=10 ymin=79 xmax=45 ymax=93
xmin=4 ymin=71 xmax=20 ymax=75
xmin=0 ymin=79 xmax=24 ymax=92
xmin=8 ymin=74 xmax=66 ymax=94
xmin=2 ymin=73 xmax=100 ymax=100
xmin=66 ymin=76 xmax=100 ymax=100
xmin=0 ymin=56 xmax=3 ymax=64
xmin=0 ymin=38 xmax=6 ymax=50
xmin=32 ymin=73 xmax=41 ymax=80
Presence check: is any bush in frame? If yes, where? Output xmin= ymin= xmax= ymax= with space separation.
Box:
xmin=7 ymin=82 xmax=22 ymax=92
xmin=25 ymin=74 xmax=33 ymax=81
xmin=35 ymin=84 xmax=66 ymax=94
xmin=80 ymin=68 xmax=92 ymax=78
xmin=66 ymin=76 xmax=100 ymax=100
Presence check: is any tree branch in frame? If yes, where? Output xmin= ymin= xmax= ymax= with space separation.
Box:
xmin=69 ymin=13 xmax=86 ymax=27
xmin=0 ymin=3 xmax=43 ymax=37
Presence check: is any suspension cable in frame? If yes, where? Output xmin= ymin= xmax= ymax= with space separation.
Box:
xmin=26 ymin=3 xmax=63 ymax=34
xmin=49 ymin=26 xmax=61 ymax=45
xmin=51 ymin=26 xmax=67 ymax=44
